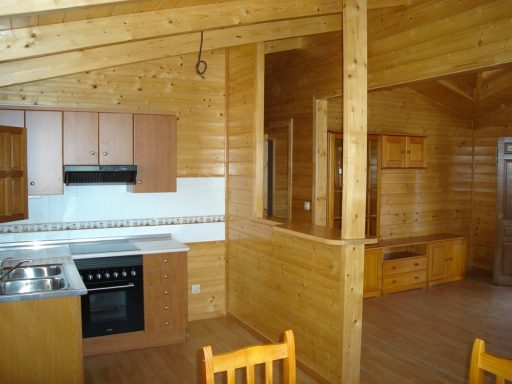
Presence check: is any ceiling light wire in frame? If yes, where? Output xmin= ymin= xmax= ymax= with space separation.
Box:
xmin=195 ymin=31 xmax=208 ymax=79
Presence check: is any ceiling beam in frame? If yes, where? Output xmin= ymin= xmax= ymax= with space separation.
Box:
xmin=0 ymin=0 xmax=343 ymax=62
xmin=0 ymin=0 xmax=133 ymax=17
xmin=0 ymin=14 xmax=342 ymax=88
xmin=264 ymin=38 xmax=303 ymax=54
xmin=480 ymin=70 xmax=512 ymax=100
xmin=437 ymin=79 xmax=474 ymax=101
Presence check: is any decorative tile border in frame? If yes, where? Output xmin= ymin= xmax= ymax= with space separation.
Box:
xmin=0 ymin=215 xmax=225 ymax=234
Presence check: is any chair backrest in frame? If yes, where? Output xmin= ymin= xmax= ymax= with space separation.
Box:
xmin=201 ymin=329 xmax=296 ymax=384
xmin=469 ymin=338 xmax=512 ymax=384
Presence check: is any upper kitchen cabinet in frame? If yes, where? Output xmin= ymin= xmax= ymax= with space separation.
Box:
xmin=26 ymin=111 xmax=63 ymax=195
xmin=0 ymin=126 xmax=28 ymax=223
xmin=64 ymin=111 xmax=133 ymax=165
xmin=133 ymin=114 xmax=177 ymax=193
xmin=382 ymin=135 xmax=427 ymax=168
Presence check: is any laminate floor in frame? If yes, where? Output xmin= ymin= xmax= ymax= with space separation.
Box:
xmin=84 ymin=272 xmax=512 ymax=383
xmin=361 ymin=271 xmax=512 ymax=384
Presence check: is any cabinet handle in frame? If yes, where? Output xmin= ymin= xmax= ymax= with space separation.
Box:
xmin=90 ymin=151 xmax=96 ymax=155
xmin=164 ymin=275 xmax=169 ymax=279
xmin=163 ymin=259 xmax=168 ymax=263
xmin=165 ymin=321 xmax=170 ymax=326
xmin=137 ymin=180 xmax=142 ymax=184
xmin=164 ymin=306 xmax=169 ymax=311
xmin=164 ymin=290 xmax=169 ymax=294
xmin=103 ymin=152 xmax=108 ymax=156
xmin=30 ymin=181 xmax=35 ymax=186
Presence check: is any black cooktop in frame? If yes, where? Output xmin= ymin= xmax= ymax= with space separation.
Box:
xmin=69 ymin=241 xmax=139 ymax=255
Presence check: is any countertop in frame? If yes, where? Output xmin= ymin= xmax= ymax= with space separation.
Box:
xmin=0 ymin=234 xmax=189 ymax=303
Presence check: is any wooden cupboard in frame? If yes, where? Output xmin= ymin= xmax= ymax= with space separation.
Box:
xmin=328 ymin=132 xmax=381 ymax=237
xmin=133 ymin=114 xmax=177 ymax=193
xmin=364 ymin=248 xmax=382 ymax=298
xmin=0 ymin=296 xmax=84 ymax=384
xmin=26 ymin=111 xmax=63 ymax=195
xmin=364 ymin=234 xmax=467 ymax=297
xmin=381 ymin=135 xmax=426 ymax=168
xmin=428 ymin=238 xmax=467 ymax=286
xmin=63 ymin=111 xmax=133 ymax=165
xmin=0 ymin=125 xmax=27 ymax=223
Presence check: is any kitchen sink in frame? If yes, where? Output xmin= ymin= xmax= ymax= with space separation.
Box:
xmin=7 ymin=264 xmax=63 ymax=280
xmin=0 ymin=277 xmax=68 ymax=295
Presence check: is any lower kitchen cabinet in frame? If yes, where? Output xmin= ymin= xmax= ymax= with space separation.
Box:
xmin=1 ymin=296 xmax=84 ymax=384
xmin=428 ymin=238 xmax=467 ymax=286
xmin=83 ymin=251 xmax=188 ymax=356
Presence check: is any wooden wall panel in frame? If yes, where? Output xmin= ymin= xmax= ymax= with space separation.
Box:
xmin=473 ymin=106 xmax=512 ymax=271
xmin=228 ymin=216 xmax=342 ymax=383
xmin=265 ymin=124 xmax=290 ymax=218
xmin=265 ymin=32 xmax=343 ymax=222
xmin=187 ymin=241 xmax=226 ymax=321
xmin=369 ymin=88 xmax=473 ymax=240
xmin=0 ymin=51 xmax=226 ymax=177
xmin=367 ymin=0 xmax=512 ymax=89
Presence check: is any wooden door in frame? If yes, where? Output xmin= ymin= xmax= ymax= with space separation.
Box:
xmin=428 ymin=241 xmax=447 ymax=281
xmin=0 ymin=126 xmax=27 ymax=223
xmin=494 ymin=137 xmax=512 ymax=285
xmin=63 ymin=111 xmax=98 ymax=165
xmin=382 ymin=135 xmax=406 ymax=168
xmin=133 ymin=114 xmax=176 ymax=193
xmin=364 ymin=248 xmax=382 ymax=298
xmin=99 ymin=113 xmax=133 ymax=165
xmin=26 ymin=111 xmax=63 ymax=195
xmin=406 ymin=136 xmax=426 ymax=168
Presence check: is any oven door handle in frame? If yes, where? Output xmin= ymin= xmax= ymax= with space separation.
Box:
xmin=87 ymin=283 xmax=135 ymax=292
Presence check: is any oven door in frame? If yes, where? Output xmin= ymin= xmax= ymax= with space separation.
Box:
xmin=81 ymin=278 xmax=144 ymax=338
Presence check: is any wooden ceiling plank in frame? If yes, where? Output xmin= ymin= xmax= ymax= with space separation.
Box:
xmin=264 ymin=38 xmax=303 ymax=54
xmin=0 ymin=0 xmax=135 ymax=17
xmin=0 ymin=0 xmax=342 ymax=62
xmin=481 ymin=70 xmax=512 ymax=100
xmin=437 ymin=79 xmax=474 ymax=101
xmin=0 ymin=14 xmax=342 ymax=88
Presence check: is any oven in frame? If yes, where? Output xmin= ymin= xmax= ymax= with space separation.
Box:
xmin=74 ymin=255 xmax=144 ymax=338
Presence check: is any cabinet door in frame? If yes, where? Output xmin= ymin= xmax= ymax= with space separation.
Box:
xmin=364 ymin=248 xmax=382 ymax=297
xmin=63 ymin=111 xmax=98 ymax=165
xmin=26 ymin=111 xmax=63 ymax=195
xmin=133 ymin=114 xmax=177 ymax=193
xmin=0 ymin=110 xmax=24 ymax=127
xmin=0 ymin=126 xmax=27 ymax=223
xmin=382 ymin=135 xmax=406 ymax=168
xmin=99 ymin=113 xmax=133 ymax=165
xmin=446 ymin=238 xmax=467 ymax=278
xmin=428 ymin=241 xmax=447 ymax=280
xmin=406 ymin=136 xmax=426 ymax=168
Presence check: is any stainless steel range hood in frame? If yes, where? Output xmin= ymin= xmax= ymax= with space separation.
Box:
xmin=63 ymin=165 xmax=137 ymax=185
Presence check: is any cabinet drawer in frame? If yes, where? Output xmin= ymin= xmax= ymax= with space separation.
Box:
xmin=383 ymin=256 xmax=426 ymax=276
xmin=383 ymin=270 xmax=427 ymax=291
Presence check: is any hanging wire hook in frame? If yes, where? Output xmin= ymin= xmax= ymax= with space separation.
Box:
xmin=196 ymin=31 xmax=207 ymax=79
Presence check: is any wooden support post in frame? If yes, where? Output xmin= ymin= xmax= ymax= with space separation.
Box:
xmin=313 ymin=98 xmax=328 ymax=226
xmin=340 ymin=0 xmax=367 ymax=383
xmin=253 ymin=42 xmax=265 ymax=218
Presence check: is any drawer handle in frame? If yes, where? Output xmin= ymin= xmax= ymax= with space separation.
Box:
xmin=165 ymin=321 xmax=170 ymax=326
xmin=164 ymin=306 xmax=169 ymax=311
xmin=164 ymin=259 xmax=168 ymax=263
xmin=164 ymin=275 xmax=169 ymax=279
xmin=90 ymin=151 xmax=96 ymax=156
xmin=164 ymin=290 xmax=169 ymax=294
xmin=103 ymin=152 xmax=108 ymax=156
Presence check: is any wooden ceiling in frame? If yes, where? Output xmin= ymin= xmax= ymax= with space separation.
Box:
xmin=407 ymin=66 xmax=512 ymax=119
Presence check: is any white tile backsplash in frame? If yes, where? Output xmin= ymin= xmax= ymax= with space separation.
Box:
xmin=0 ymin=177 xmax=225 ymax=243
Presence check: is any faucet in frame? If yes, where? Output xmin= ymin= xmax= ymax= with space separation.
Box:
xmin=0 ymin=258 xmax=32 ymax=281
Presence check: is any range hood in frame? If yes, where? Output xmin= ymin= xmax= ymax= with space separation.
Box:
xmin=63 ymin=165 xmax=137 ymax=185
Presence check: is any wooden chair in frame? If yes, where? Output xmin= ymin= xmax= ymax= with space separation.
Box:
xmin=469 ymin=338 xmax=512 ymax=384
xmin=201 ymin=329 xmax=296 ymax=384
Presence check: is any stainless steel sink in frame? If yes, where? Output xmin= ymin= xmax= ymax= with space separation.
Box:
xmin=7 ymin=264 xmax=63 ymax=280
xmin=0 ymin=277 xmax=68 ymax=295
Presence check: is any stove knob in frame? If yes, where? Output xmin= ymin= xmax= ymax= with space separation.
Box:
xmin=87 ymin=274 xmax=94 ymax=281
xmin=130 ymin=269 xmax=137 ymax=277
xmin=96 ymin=273 xmax=102 ymax=280
xmin=112 ymin=271 xmax=119 ymax=279
xmin=121 ymin=270 xmax=128 ymax=278
xmin=104 ymin=272 xmax=111 ymax=279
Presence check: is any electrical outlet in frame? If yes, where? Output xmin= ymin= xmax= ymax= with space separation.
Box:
xmin=191 ymin=284 xmax=201 ymax=294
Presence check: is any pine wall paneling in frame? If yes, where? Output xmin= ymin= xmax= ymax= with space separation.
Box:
xmin=187 ymin=241 xmax=226 ymax=320
xmin=0 ymin=51 xmax=226 ymax=177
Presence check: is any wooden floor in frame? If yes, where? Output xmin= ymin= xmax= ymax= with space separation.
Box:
xmin=84 ymin=272 xmax=512 ymax=383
